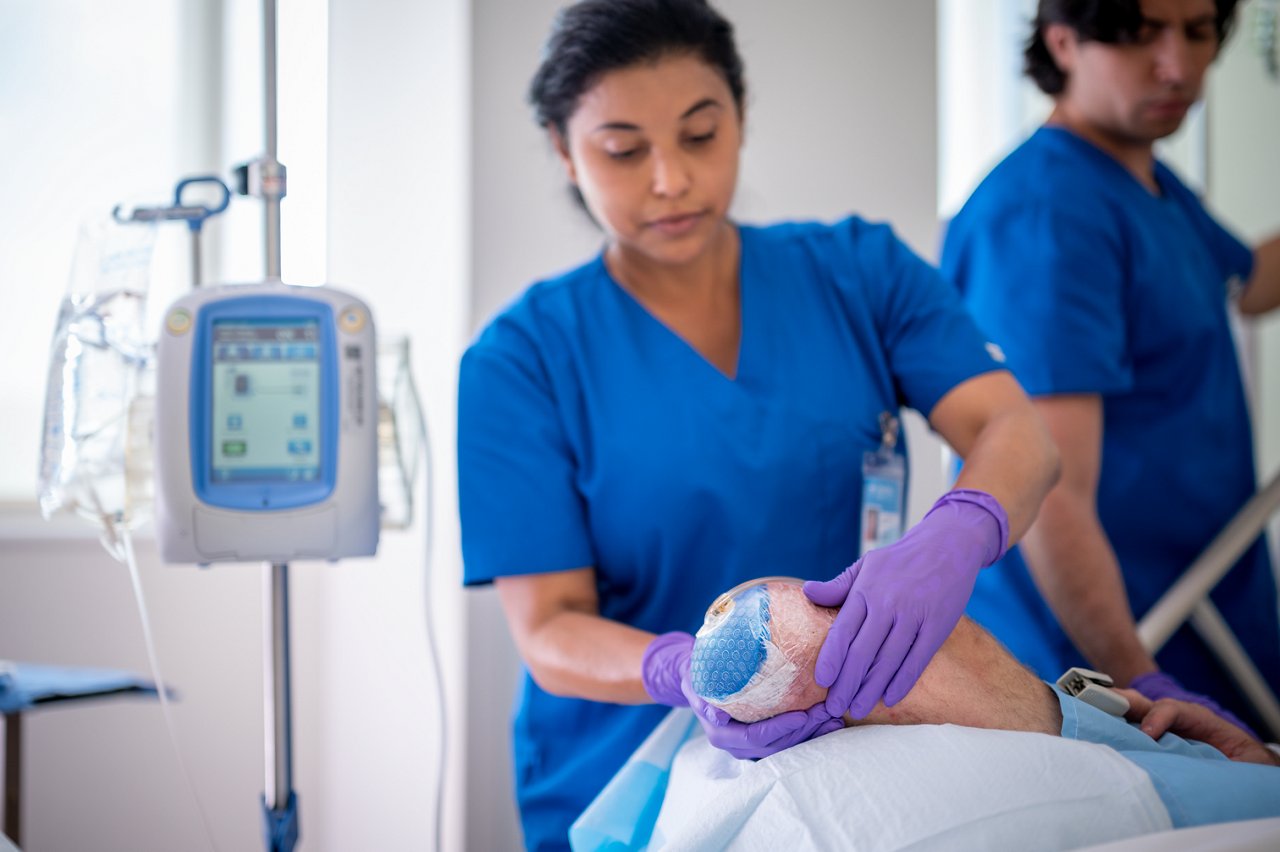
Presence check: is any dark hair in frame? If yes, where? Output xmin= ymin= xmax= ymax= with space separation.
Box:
xmin=528 ymin=0 xmax=747 ymax=138
xmin=1024 ymin=0 xmax=1240 ymax=94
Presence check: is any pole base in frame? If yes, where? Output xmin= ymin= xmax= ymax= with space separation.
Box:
xmin=261 ymin=792 xmax=299 ymax=852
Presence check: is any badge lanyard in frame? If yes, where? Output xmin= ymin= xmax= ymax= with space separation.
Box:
xmin=859 ymin=411 xmax=906 ymax=556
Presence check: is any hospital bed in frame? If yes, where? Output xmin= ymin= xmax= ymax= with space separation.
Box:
xmin=569 ymin=469 xmax=1280 ymax=851
xmin=1136 ymin=468 xmax=1280 ymax=739
xmin=570 ymin=706 xmax=1280 ymax=851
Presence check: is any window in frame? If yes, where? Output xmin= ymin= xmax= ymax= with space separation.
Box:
xmin=2 ymin=2 xmax=200 ymax=503
xmin=1 ymin=0 xmax=327 ymax=508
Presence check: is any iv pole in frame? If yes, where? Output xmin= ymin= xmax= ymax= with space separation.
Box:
xmin=241 ymin=1 xmax=297 ymax=849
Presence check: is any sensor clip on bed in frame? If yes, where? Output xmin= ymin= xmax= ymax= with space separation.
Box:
xmin=1056 ymin=667 xmax=1131 ymax=717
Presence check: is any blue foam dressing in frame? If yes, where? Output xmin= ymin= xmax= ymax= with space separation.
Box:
xmin=689 ymin=586 xmax=771 ymax=701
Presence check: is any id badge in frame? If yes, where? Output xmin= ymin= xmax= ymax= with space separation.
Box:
xmin=859 ymin=413 xmax=905 ymax=556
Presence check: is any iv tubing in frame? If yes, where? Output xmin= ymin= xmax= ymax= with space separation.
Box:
xmin=121 ymin=527 xmax=221 ymax=852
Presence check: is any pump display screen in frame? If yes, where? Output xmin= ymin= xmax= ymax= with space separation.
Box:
xmin=210 ymin=319 xmax=322 ymax=483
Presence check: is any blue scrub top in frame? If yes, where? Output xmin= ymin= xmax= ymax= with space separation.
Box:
xmin=942 ymin=127 xmax=1280 ymax=731
xmin=459 ymin=216 xmax=1000 ymax=851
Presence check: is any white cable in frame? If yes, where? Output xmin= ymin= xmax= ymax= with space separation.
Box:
xmin=117 ymin=525 xmax=222 ymax=852
xmin=399 ymin=360 xmax=450 ymax=849
xmin=413 ymin=389 xmax=447 ymax=852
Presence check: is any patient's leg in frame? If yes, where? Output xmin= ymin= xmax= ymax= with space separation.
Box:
xmin=690 ymin=578 xmax=1060 ymax=735
xmin=861 ymin=617 xmax=1061 ymax=735
xmin=691 ymin=579 xmax=1274 ymax=772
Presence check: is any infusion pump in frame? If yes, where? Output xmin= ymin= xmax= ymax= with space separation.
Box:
xmin=154 ymin=282 xmax=379 ymax=564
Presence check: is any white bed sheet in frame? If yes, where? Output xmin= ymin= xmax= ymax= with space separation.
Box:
xmin=1077 ymin=817 xmax=1280 ymax=851
xmin=652 ymin=722 xmax=1172 ymax=851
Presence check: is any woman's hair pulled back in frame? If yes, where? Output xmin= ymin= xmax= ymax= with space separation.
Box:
xmin=528 ymin=0 xmax=746 ymax=136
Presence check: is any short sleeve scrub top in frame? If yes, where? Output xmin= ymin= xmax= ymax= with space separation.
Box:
xmin=942 ymin=127 xmax=1280 ymax=732
xmin=459 ymin=216 xmax=1000 ymax=851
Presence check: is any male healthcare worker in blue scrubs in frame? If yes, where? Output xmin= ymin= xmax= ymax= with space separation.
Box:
xmin=457 ymin=2 xmax=1060 ymax=849
xmin=942 ymin=0 xmax=1280 ymax=735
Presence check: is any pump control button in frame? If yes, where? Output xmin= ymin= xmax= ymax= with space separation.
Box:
xmin=338 ymin=305 xmax=366 ymax=334
xmin=166 ymin=308 xmax=193 ymax=335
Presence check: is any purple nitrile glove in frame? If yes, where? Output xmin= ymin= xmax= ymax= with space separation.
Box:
xmin=804 ymin=488 xmax=1009 ymax=719
xmin=1129 ymin=671 xmax=1258 ymax=739
xmin=642 ymin=631 xmax=844 ymax=760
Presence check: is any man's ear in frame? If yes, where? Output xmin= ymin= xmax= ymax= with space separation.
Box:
xmin=1042 ymin=23 xmax=1078 ymax=77
xmin=549 ymin=126 xmax=578 ymax=186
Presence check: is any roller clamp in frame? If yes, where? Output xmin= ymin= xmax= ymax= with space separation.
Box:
xmin=1056 ymin=667 xmax=1131 ymax=717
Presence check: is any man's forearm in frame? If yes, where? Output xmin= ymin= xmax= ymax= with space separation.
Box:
xmin=931 ymin=372 xmax=1060 ymax=546
xmin=1018 ymin=489 xmax=1157 ymax=686
xmin=1238 ymin=234 xmax=1280 ymax=315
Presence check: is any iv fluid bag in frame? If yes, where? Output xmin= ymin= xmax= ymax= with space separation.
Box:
xmin=38 ymin=218 xmax=157 ymax=536
xmin=377 ymin=335 xmax=427 ymax=531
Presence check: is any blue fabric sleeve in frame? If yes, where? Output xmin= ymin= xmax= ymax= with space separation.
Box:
xmin=836 ymin=220 xmax=1000 ymax=417
xmin=1165 ymin=174 xmax=1255 ymax=285
xmin=1055 ymin=686 xmax=1280 ymax=828
xmin=1055 ymin=685 xmax=1225 ymax=761
xmin=959 ymin=201 xmax=1132 ymax=396
xmin=457 ymin=322 xmax=595 ymax=586
xmin=1200 ymin=213 xmax=1253 ymax=284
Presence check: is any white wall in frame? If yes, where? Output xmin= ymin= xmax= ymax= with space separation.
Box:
xmin=1207 ymin=5 xmax=1280 ymax=563
xmin=466 ymin=2 xmax=941 ymax=847
xmin=0 ymin=527 xmax=266 ymax=852
xmin=322 ymin=0 xmax=469 ymax=850
xmin=938 ymin=0 xmax=1048 ymax=218
xmin=1208 ymin=6 xmax=1280 ymax=472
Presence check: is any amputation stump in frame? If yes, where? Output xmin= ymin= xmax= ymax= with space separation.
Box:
xmin=689 ymin=577 xmax=836 ymax=722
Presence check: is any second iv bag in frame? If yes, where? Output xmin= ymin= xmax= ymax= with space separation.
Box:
xmin=38 ymin=216 xmax=157 ymax=547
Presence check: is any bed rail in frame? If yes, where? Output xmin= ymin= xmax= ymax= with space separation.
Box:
xmin=1137 ymin=468 xmax=1280 ymax=740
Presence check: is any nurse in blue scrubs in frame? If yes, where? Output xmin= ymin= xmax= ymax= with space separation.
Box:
xmin=941 ymin=0 xmax=1280 ymax=735
xmin=457 ymin=1 xmax=1059 ymax=849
